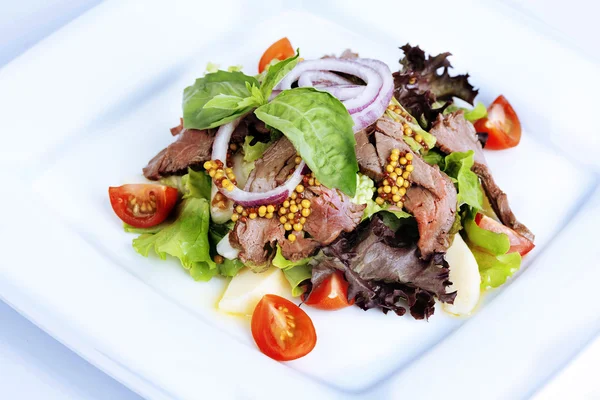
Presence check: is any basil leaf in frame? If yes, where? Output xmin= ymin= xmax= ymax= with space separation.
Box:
xmin=204 ymin=94 xmax=248 ymax=109
xmin=255 ymin=88 xmax=358 ymax=196
xmin=183 ymin=70 xmax=259 ymax=129
xmin=260 ymin=51 xmax=300 ymax=100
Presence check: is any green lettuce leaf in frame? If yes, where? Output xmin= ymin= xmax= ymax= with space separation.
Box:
xmin=160 ymin=168 xmax=212 ymax=200
xmin=218 ymin=258 xmax=245 ymax=277
xmin=260 ymin=51 xmax=299 ymax=100
xmin=207 ymin=221 xmax=244 ymax=277
xmin=183 ymin=70 xmax=259 ymax=130
xmin=123 ymin=223 xmax=166 ymax=235
xmin=284 ymin=265 xmax=312 ymax=297
xmin=255 ymin=88 xmax=358 ymax=196
xmin=443 ymin=151 xmax=483 ymax=210
xmin=388 ymin=99 xmax=437 ymax=152
xmin=422 ymin=149 xmax=445 ymax=167
xmin=464 ymin=102 xmax=487 ymax=122
xmin=132 ymin=197 xmax=217 ymax=281
xmin=272 ymin=246 xmax=312 ymax=297
xmin=272 ymin=245 xmax=313 ymax=270
xmin=242 ymin=135 xmax=272 ymax=163
xmin=159 ymin=175 xmax=186 ymax=193
xmin=473 ymin=250 xmax=521 ymax=289
xmin=182 ymin=168 xmax=212 ymax=200
xmin=462 ymin=212 xmax=521 ymax=289
xmin=445 ymin=101 xmax=487 ymax=122
xmin=463 ymin=214 xmax=510 ymax=255
xmin=205 ymin=62 xmax=220 ymax=74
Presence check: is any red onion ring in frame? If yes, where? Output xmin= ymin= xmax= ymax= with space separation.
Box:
xmin=350 ymin=59 xmax=394 ymax=132
xmin=314 ymin=84 xmax=365 ymax=101
xmin=277 ymin=58 xmax=393 ymax=131
xmin=217 ymin=160 xmax=305 ymax=207
xmin=211 ymin=118 xmax=241 ymax=163
xmin=277 ymin=59 xmax=382 ymax=114
xmin=211 ymin=117 xmax=305 ymax=207
xmin=298 ymin=70 xmax=354 ymax=87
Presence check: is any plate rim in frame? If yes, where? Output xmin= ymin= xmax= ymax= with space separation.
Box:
xmin=1 ymin=1 xmax=600 ymax=399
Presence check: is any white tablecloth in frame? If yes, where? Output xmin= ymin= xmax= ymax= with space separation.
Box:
xmin=0 ymin=1 xmax=598 ymax=399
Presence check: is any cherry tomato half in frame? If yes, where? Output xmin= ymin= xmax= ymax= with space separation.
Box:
xmin=303 ymin=271 xmax=354 ymax=311
xmin=474 ymin=95 xmax=522 ymax=150
xmin=475 ymin=213 xmax=534 ymax=256
xmin=258 ymin=37 xmax=295 ymax=73
xmin=108 ymin=184 xmax=178 ymax=228
xmin=251 ymin=294 xmax=316 ymax=361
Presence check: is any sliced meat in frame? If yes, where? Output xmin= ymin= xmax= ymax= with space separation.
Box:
xmin=230 ymin=137 xmax=364 ymax=265
xmin=322 ymin=49 xmax=359 ymax=60
xmin=229 ymin=138 xmax=296 ymax=266
xmin=280 ymin=234 xmax=321 ymax=262
xmin=430 ymin=112 xmax=534 ymax=241
xmin=339 ymin=49 xmax=359 ymax=59
xmin=245 ymin=112 xmax=270 ymax=135
xmin=303 ymin=186 xmax=365 ymax=245
xmin=473 ymin=165 xmax=534 ymax=240
xmin=170 ymin=119 xmax=184 ymax=136
xmin=146 ymin=114 xmax=269 ymax=181
xmin=403 ymin=182 xmax=457 ymax=257
xmin=244 ymin=137 xmax=297 ymax=192
xmin=430 ymin=111 xmax=485 ymax=163
xmin=374 ymin=119 xmax=457 ymax=257
xmin=230 ymin=113 xmax=270 ymax=143
xmin=143 ymin=128 xmax=215 ymax=180
xmin=229 ymin=217 xmax=284 ymax=268
xmin=355 ymin=129 xmax=383 ymax=180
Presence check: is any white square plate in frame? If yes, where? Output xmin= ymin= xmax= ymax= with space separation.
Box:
xmin=1 ymin=1 xmax=600 ymax=399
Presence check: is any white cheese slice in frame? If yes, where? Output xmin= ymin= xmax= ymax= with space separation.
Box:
xmin=442 ymin=234 xmax=481 ymax=316
xmin=218 ymin=267 xmax=290 ymax=315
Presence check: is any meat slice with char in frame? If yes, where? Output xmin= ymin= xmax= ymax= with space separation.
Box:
xmin=229 ymin=138 xmax=296 ymax=266
xmin=303 ymin=186 xmax=365 ymax=245
xmin=230 ymin=136 xmax=365 ymax=265
xmin=280 ymin=233 xmax=321 ymax=262
xmin=144 ymin=114 xmax=269 ymax=181
xmin=244 ymin=137 xmax=297 ymax=193
xmin=374 ymin=118 xmax=457 ymax=258
xmin=429 ymin=111 xmax=534 ymax=241
xmin=280 ymin=185 xmax=365 ymax=261
xmin=355 ymin=129 xmax=383 ymax=180
xmin=143 ymin=127 xmax=215 ymax=180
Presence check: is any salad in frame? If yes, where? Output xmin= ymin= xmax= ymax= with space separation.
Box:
xmin=108 ymin=38 xmax=534 ymax=361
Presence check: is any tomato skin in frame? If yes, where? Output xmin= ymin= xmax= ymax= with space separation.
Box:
xmin=475 ymin=213 xmax=534 ymax=256
xmin=109 ymin=184 xmax=178 ymax=228
xmin=474 ymin=95 xmax=521 ymax=150
xmin=251 ymin=295 xmax=316 ymax=361
xmin=258 ymin=37 xmax=295 ymax=73
xmin=303 ymin=271 xmax=354 ymax=311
